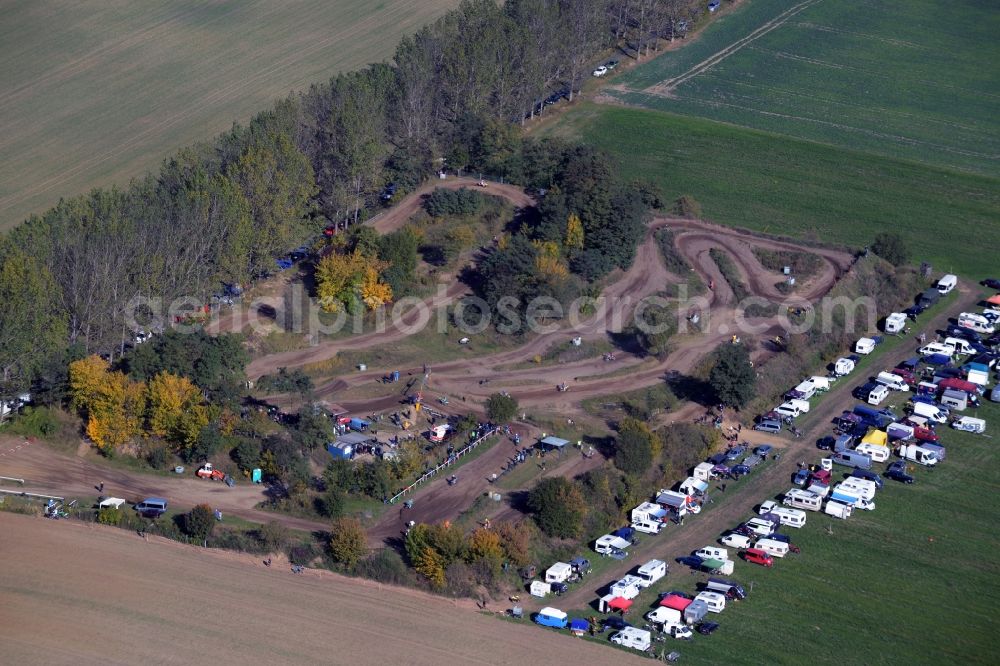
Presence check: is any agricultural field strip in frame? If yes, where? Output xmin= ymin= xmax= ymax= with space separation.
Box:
xmin=643 ymin=0 xmax=822 ymax=94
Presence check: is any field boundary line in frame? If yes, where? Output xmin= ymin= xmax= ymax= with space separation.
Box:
xmin=642 ymin=0 xmax=824 ymax=96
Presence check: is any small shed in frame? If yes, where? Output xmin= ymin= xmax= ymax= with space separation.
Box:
xmin=530 ymin=580 xmax=551 ymax=597
xmin=545 ymin=562 xmax=573 ymax=584
xmin=539 ymin=436 xmax=569 ymax=452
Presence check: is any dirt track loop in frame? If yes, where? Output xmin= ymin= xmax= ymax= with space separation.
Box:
xmin=0 ymin=513 xmax=647 ymax=666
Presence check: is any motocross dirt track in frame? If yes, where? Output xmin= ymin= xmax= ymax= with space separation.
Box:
xmin=0 ymin=512 xmax=647 ymax=666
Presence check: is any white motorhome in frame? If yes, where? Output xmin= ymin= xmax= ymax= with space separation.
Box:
xmin=884 ymin=312 xmax=907 ymax=334
xmin=611 ymin=627 xmax=652 ymax=652
xmin=635 ymin=559 xmax=668 ymax=588
xmin=783 ymin=488 xmax=823 ymax=511
xmin=792 ymin=381 xmax=817 ymax=400
xmin=855 ymin=442 xmax=890 ymax=463
xmin=958 ymin=313 xmax=994 ymax=334
xmin=755 ymin=538 xmax=790 ymax=558
xmin=693 ymin=462 xmax=715 ymax=482
xmin=836 ymin=479 xmax=876 ymax=501
xmin=876 ymin=372 xmax=909 ymax=391
xmin=824 ymin=500 xmax=854 ymax=519
xmin=694 ymin=591 xmax=726 ymax=613
xmin=855 ymin=337 xmax=877 ymax=355
xmin=936 ymin=274 xmax=957 ymax=294
xmin=695 ymin=546 xmax=729 ymax=562
xmin=744 ymin=518 xmax=775 ymax=537
xmin=610 ymin=575 xmax=644 ymax=600
xmin=630 ymin=501 xmax=667 ymax=534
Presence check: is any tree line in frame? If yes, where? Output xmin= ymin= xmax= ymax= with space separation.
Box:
xmin=0 ymin=0 xmax=708 ymax=404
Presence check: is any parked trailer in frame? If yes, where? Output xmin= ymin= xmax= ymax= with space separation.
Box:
xmin=783 ymin=488 xmax=823 ymax=511
xmin=824 ymin=500 xmax=854 ymax=519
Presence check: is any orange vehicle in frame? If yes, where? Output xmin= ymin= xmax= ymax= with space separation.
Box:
xmin=196 ymin=463 xmax=225 ymax=481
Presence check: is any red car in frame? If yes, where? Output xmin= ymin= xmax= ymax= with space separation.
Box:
xmin=744 ymin=548 xmax=773 ymax=567
xmin=912 ymin=425 xmax=939 ymax=443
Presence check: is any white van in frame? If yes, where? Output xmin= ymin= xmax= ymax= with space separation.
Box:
xmin=755 ymin=538 xmax=790 ymax=558
xmin=952 ymin=416 xmax=986 ymax=433
xmin=911 ymin=401 xmax=948 ymax=423
xmin=867 ymin=384 xmax=890 ymax=405
xmin=958 ymin=313 xmax=995 ymax=334
xmin=855 ymin=337 xmax=876 ymax=355
xmin=783 ymin=488 xmax=822 ymax=511
xmin=943 ymin=337 xmax=974 ymax=355
xmin=809 ymin=376 xmax=831 ymax=392
xmin=919 ymin=342 xmax=954 ymax=356
xmin=824 ymin=500 xmax=853 ymax=519
xmin=694 ymin=591 xmax=726 ymax=613
xmin=855 ymin=442 xmax=890 ymax=463
xmin=876 ymin=372 xmax=909 ymax=392
xmin=773 ymin=402 xmax=802 ymax=419
xmin=695 ymin=546 xmax=729 ymax=562
xmin=936 ymin=274 xmax=957 ymax=294
xmin=719 ymin=533 xmax=753 ymax=549
xmin=772 ymin=506 xmax=807 ymax=528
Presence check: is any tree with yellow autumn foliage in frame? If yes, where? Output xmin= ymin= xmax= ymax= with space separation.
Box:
xmin=533 ymin=239 xmax=569 ymax=278
xmin=69 ymin=356 xmax=146 ymax=452
xmin=147 ymin=371 xmax=209 ymax=452
xmin=315 ymin=249 xmax=392 ymax=314
xmin=414 ymin=545 xmax=446 ymax=588
xmin=565 ymin=212 xmax=584 ymax=250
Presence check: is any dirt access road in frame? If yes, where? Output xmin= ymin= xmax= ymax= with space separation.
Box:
xmin=0 ymin=438 xmax=329 ymax=533
xmin=540 ymin=287 xmax=980 ymax=614
xmin=0 ymin=513 xmax=647 ymax=666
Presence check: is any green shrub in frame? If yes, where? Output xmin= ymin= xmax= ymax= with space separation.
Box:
xmin=96 ymin=507 xmax=123 ymax=526
xmin=424 ymin=188 xmax=485 ymax=217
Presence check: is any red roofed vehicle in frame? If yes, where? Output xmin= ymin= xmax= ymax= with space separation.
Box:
xmin=659 ymin=594 xmax=693 ymax=611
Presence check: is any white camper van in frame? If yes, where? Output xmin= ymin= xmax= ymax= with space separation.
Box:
xmin=936 ymin=274 xmax=957 ymax=294
xmin=783 ymin=488 xmax=822 ymax=511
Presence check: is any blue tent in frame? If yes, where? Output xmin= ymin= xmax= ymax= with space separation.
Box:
xmin=569 ymin=618 xmax=589 ymax=634
xmin=924 ymin=353 xmax=952 ymax=366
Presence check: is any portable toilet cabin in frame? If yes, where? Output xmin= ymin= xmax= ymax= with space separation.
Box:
xmin=683 ymin=599 xmax=709 ymax=625
xmin=545 ymin=562 xmax=573 ymax=584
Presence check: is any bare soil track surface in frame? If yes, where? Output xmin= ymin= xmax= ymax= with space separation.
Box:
xmin=0 ymin=513 xmax=648 ymax=666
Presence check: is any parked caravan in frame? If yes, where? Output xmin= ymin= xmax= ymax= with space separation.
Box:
xmin=830 ymin=486 xmax=875 ymax=510
xmin=610 ymin=575 xmax=644 ymax=600
xmin=809 ymin=376 xmax=831 ymax=391
xmin=884 ymin=312 xmax=907 ymax=334
xmin=824 ymin=500 xmax=854 ymax=519
xmin=705 ymin=577 xmax=747 ymax=600
xmin=772 ymin=507 xmax=807 ymax=528
xmin=534 ymin=607 xmax=568 ymax=628
xmin=807 ymin=482 xmax=831 ymax=498
xmin=834 ymin=357 xmax=856 ymax=376
xmin=683 ymin=599 xmax=709 ymax=625
xmin=855 ymin=442 xmax=890 ymax=463
xmin=855 ymin=338 xmax=877 ymax=355
xmin=545 ymin=562 xmax=572 ymax=584
xmin=911 ymin=401 xmax=948 ymax=423
xmin=876 ymin=372 xmax=910 ymax=391
xmin=940 ymin=389 xmax=968 ymax=411
xmin=594 ymin=534 xmax=631 ymax=556
xmin=838 ymin=479 xmax=877 ymax=501
xmin=610 ymin=627 xmax=651 ymax=651
xmin=755 ymin=538 xmax=790 ymax=558
xmin=936 ymin=274 xmax=957 ymax=294
xmin=831 ymin=450 xmax=873 ymax=470
xmin=783 ymin=488 xmax=823 ymax=511
xmin=631 ymin=501 xmax=667 ymax=534
xmin=693 ymin=462 xmax=715 ymax=482
xmin=694 ymin=591 xmax=727 ymax=613
xmin=744 ymin=518 xmax=776 ymax=537
xmin=793 ymin=380 xmax=817 ymax=399
xmin=530 ymin=580 xmax=552 ymax=597
xmin=635 ymin=559 xmax=668 ymax=588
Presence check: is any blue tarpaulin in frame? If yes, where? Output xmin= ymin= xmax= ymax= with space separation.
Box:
xmin=570 ymin=618 xmax=589 ymax=633
xmin=349 ymin=418 xmax=370 ymax=431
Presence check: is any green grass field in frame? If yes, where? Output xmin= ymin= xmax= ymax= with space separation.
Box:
xmin=545 ymin=104 xmax=1000 ymax=277
xmin=609 ymin=0 xmax=1000 ymax=176
xmin=0 ymin=0 xmax=459 ymax=229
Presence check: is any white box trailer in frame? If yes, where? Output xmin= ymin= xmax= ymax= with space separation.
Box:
xmin=824 ymin=500 xmax=854 ymax=520
xmin=635 ymin=559 xmax=668 ymax=588
xmin=545 ymin=562 xmax=572 ymax=584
